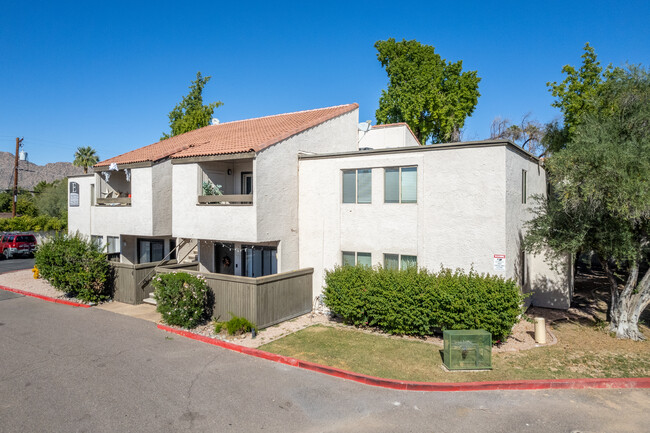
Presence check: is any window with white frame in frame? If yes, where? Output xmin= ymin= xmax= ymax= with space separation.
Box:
xmin=342 ymin=251 xmax=372 ymax=267
xmin=384 ymin=166 xmax=417 ymax=203
xmin=522 ymin=169 xmax=527 ymax=204
xmin=342 ymin=169 xmax=371 ymax=204
xmin=91 ymin=235 xmax=103 ymax=248
xmin=107 ymin=236 xmax=120 ymax=254
xmin=384 ymin=253 xmax=417 ymax=270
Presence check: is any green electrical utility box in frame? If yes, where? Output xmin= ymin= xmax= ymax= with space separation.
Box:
xmin=443 ymin=330 xmax=492 ymax=370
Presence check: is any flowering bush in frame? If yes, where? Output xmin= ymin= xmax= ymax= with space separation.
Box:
xmin=153 ymin=272 xmax=212 ymax=328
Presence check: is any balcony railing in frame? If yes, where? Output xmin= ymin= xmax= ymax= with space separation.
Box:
xmin=96 ymin=197 xmax=132 ymax=206
xmin=198 ymin=194 xmax=253 ymax=205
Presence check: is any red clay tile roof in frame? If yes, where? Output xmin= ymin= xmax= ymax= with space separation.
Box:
xmin=372 ymin=123 xmax=421 ymax=145
xmin=96 ymin=103 xmax=359 ymax=166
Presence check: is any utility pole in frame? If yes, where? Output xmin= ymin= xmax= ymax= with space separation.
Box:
xmin=12 ymin=137 xmax=24 ymax=218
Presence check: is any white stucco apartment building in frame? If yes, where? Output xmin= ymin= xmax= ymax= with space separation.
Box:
xmin=68 ymin=103 xmax=572 ymax=309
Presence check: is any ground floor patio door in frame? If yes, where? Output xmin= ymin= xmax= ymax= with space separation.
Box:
xmin=214 ymin=243 xmax=235 ymax=275
xmin=241 ymin=245 xmax=277 ymax=278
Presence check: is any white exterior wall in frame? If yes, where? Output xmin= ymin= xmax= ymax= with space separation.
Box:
xmin=358 ymin=125 xmax=419 ymax=149
xmin=67 ymin=175 xmax=95 ymax=236
xmin=151 ymin=161 xmax=173 ymax=236
xmin=92 ymin=167 xmax=154 ymax=236
xmin=505 ymin=148 xmax=572 ymax=309
xmin=68 ymin=163 xmax=172 ymax=244
xmin=171 ymin=162 xmax=257 ymax=242
xmin=253 ymin=109 xmax=359 ymax=272
xmin=299 ymin=145 xmax=508 ymax=298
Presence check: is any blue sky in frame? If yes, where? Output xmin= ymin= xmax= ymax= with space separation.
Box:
xmin=1 ymin=0 xmax=649 ymax=166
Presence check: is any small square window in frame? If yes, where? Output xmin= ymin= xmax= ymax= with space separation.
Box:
xmin=401 ymin=255 xmax=417 ymax=270
xmin=342 ymin=251 xmax=356 ymax=266
xmin=384 ymin=253 xmax=399 ymax=270
xmin=357 ymin=252 xmax=372 ymax=267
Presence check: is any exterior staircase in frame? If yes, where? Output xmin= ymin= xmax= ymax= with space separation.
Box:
xmin=183 ymin=246 xmax=198 ymax=263
xmin=142 ymin=245 xmax=199 ymax=306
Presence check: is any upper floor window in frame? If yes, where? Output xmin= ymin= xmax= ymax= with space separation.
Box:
xmin=385 ymin=166 xmax=417 ymax=203
xmin=522 ymin=169 xmax=527 ymax=204
xmin=342 ymin=169 xmax=371 ymax=204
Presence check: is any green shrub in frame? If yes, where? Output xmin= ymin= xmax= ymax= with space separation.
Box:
xmin=153 ymin=272 xmax=211 ymax=328
xmin=0 ymin=215 xmax=66 ymax=231
xmin=323 ymin=266 xmax=525 ymax=342
xmin=34 ymin=233 xmax=111 ymax=303
xmin=224 ymin=313 xmax=257 ymax=335
xmin=213 ymin=321 xmax=224 ymax=334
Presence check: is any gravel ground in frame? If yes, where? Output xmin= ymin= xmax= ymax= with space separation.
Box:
xmin=0 ymin=269 xmax=92 ymax=304
xmin=0 ymin=269 xmax=559 ymax=351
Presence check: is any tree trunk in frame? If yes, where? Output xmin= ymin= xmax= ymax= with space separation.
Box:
xmin=601 ymin=260 xmax=650 ymax=341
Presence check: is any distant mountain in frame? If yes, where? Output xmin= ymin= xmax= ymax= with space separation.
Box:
xmin=0 ymin=151 xmax=85 ymax=191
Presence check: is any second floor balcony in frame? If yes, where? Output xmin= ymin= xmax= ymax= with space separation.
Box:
xmin=96 ymin=169 xmax=132 ymax=206
xmin=198 ymin=159 xmax=253 ymax=206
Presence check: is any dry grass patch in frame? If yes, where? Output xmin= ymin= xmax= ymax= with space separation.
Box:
xmin=260 ymin=321 xmax=650 ymax=383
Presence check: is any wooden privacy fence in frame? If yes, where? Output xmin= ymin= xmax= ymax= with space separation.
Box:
xmin=110 ymin=260 xmax=199 ymax=304
xmin=155 ymin=267 xmax=313 ymax=329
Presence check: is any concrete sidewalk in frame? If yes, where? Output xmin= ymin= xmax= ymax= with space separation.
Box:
xmin=96 ymin=301 xmax=161 ymax=322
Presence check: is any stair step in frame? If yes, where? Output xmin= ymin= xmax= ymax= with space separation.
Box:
xmin=142 ymin=297 xmax=157 ymax=306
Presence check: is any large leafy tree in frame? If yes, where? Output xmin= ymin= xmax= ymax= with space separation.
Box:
xmin=525 ymin=66 xmax=650 ymax=340
xmin=73 ymin=146 xmax=99 ymax=174
xmin=375 ymin=38 xmax=481 ymax=144
xmin=161 ymin=72 xmax=223 ymax=140
xmin=34 ymin=179 xmax=68 ymax=219
xmin=545 ymin=43 xmax=608 ymax=153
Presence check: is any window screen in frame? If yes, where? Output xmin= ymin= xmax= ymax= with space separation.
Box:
xmin=357 ymin=169 xmax=372 ymax=203
xmin=401 ymin=255 xmax=417 ymax=270
xmin=384 ymin=254 xmax=399 ymax=270
xmin=342 ymin=251 xmax=356 ymax=266
xmin=401 ymin=167 xmax=417 ymax=203
xmin=342 ymin=170 xmax=356 ymax=203
xmin=357 ymin=252 xmax=372 ymax=267
xmin=107 ymin=236 xmax=119 ymax=254
xmin=384 ymin=168 xmax=399 ymax=203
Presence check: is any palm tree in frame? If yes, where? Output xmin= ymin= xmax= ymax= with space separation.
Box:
xmin=73 ymin=146 xmax=99 ymax=174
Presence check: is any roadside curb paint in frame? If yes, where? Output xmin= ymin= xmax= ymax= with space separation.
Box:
xmin=157 ymin=324 xmax=650 ymax=392
xmin=0 ymin=285 xmax=92 ymax=308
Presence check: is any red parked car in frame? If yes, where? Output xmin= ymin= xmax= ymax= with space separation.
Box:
xmin=0 ymin=233 xmax=37 ymax=259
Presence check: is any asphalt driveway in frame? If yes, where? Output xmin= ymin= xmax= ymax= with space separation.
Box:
xmin=0 ymin=256 xmax=35 ymax=274
xmin=1 ymin=295 xmax=648 ymax=433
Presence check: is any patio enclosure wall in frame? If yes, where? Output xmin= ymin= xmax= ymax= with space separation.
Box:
xmin=110 ymin=260 xmax=198 ymax=304
xmin=155 ymin=267 xmax=313 ymax=329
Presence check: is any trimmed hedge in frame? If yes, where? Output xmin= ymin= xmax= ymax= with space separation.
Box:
xmin=153 ymin=272 xmax=212 ymax=328
xmin=34 ymin=233 xmax=112 ymax=303
xmin=323 ymin=266 xmax=525 ymax=342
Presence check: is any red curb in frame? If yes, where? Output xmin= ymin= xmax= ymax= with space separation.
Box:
xmin=0 ymin=285 xmax=92 ymax=308
xmin=156 ymin=324 xmax=650 ymax=392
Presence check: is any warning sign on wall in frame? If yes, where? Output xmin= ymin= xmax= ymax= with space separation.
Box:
xmin=493 ymin=254 xmax=506 ymax=271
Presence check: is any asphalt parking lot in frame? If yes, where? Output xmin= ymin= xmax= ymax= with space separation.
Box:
xmin=0 ymin=256 xmax=35 ymax=274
